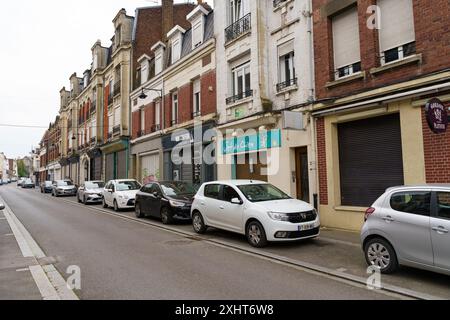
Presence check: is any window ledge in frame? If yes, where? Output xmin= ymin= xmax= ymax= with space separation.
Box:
xmin=325 ymin=71 xmax=366 ymax=89
xmin=225 ymin=30 xmax=252 ymax=48
xmin=276 ymin=84 xmax=298 ymax=96
xmin=334 ymin=206 xmax=366 ymax=213
xmin=226 ymin=96 xmax=254 ymax=109
xmin=370 ymin=54 xmax=422 ymax=76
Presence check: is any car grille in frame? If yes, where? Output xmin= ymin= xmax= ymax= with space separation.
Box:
xmin=286 ymin=227 xmax=320 ymax=239
xmin=286 ymin=210 xmax=317 ymax=223
xmin=127 ymin=199 xmax=135 ymax=206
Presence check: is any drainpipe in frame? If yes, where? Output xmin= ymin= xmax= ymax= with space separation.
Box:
xmin=305 ymin=0 xmax=315 ymax=101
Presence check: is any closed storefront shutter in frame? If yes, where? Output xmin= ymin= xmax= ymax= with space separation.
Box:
xmin=338 ymin=114 xmax=404 ymax=207
xmin=105 ymin=153 xmax=114 ymax=181
xmin=117 ymin=150 xmax=127 ymax=179
xmin=140 ymin=153 xmax=159 ymax=183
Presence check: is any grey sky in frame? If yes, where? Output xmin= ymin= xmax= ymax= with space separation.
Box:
xmin=0 ymin=0 xmax=201 ymax=159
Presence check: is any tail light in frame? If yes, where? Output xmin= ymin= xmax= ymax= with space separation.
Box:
xmin=364 ymin=207 xmax=376 ymax=222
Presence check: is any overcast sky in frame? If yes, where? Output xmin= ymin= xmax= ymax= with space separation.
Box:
xmin=0 ymin=0 xmax=202 ymax=159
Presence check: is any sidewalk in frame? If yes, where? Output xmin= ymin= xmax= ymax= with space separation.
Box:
xmin=0 ymin=206 xmax=41 ymax=300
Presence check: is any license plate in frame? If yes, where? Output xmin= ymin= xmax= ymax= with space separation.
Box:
xmin=299 ymin=223 xmax=315 ymax=231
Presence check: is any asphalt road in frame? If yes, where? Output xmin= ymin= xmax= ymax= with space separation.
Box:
xmin=0 ymin=184 xmax=397 ymax=300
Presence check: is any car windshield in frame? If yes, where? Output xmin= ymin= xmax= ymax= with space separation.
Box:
xmin=160 ymin=182 xmax=197 ymax=197
xmin=116 ymin=181 xmax=141 ymax=191
xmin=45 ymin=182 xmax=52 ymax=186
xmin=238 ymin=184 xmax=291 ymax=203
xmin=57 ymin=181 xmax=73 ymax=186
xmin=85 ymin=182 xmax=105 ymax=189
xmin=25 ymin=179 xmax=32 ymax=183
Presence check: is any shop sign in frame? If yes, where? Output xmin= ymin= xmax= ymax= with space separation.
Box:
xmin=425 ymin=98 xmax=448 ymax=134
xmin=222 ymin=129 xmax=282 ymax=155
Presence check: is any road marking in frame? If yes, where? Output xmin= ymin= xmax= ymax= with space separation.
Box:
xmin=3 ymin=233 xmax=14 ymax=236
xmin=0 ymin=194 xmax=79 ymax=300
xmin=16 ymin=268 xmax=30 ymax=272
xmin=55 ymin=196 xmax=444 ymax=300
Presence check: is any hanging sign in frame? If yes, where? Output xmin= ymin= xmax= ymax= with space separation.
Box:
xmin=425 ymin=98 xmax=448 ymax=134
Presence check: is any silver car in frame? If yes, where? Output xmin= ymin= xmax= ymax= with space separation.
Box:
xmin=77 ymin=181 xmax=105 ymax=204
xmin=361 ymin=185 xmax=450 ymax=275
xmin=52 ymin=180 xmax=77 ymax=197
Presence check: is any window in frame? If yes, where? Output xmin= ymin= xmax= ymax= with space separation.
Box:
xmin=238 ymin=184 xmax=291 ymax=203
xmin=141 ymin=63 xmax=148 ymax=85
xmin=378 ymin=0 xmax=416 ymax=65
xmin=172 ymin=39 xmax=181 ymax=64
xmin=437 ymin=192 xmax=450 ymax=220
xmin=205 ymin=184 xmax=221 ymax=199
xmin=230 ymin=0 xmax=249 ymax=23
xmin=222 ymin=185 xmax=241 ymax=203
xmin=231 ymin=62 xmax=251 ymax=97
xmin=390 ymin=192 xmax=431 ymax=216
xmin=332 ymin=6 xmax=361 ymax=79
xmin=114 ymin=107 xmax=121 ymax=127
xmin=108 ymin=114 xmax=113 ymax=133
xmin=278 ymin=41 xmax=296 ymax=89
xmin=155 ymin=54 xmax=163 ymax=75
xmin=140 ymin=109 xmax=145 ymax=134
xmin=192 ymin=21 xmax=203 ymax=48
xmin=91 ymin=120 xmax=96 ymax=138
xmin=155 ymin=101 xmax=161 ymax=127
xmin=172 ymin=92 xmax=178 ymax=125
xmin=193 ymin=79 xmax=201 ymax=116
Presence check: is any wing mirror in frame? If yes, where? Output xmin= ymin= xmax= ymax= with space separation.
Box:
xmin=231 ymin=198 xmax=243 ymax=205
xmin=0 ymin=203 xmax=5 ymax=211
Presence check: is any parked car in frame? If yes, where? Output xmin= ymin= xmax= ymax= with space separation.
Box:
xmin=191 ymin=180 xmax=320 ymax=248
xmin=361 ymin=185 xmax=450 ymax=275
xmin=51 ymin=180 xmax=77 ymax=197
xmin=77 ymin=181 xmax=105 ymax=204
xmin=2 ymin=178 xmax=9 ymax=185
xmin=40 ymin=181 xmax=53 ymax=193
xmin=135 ymin=181 xmax=198 ymax=224
xmin=21 ymin=178 xmax=35 ymax=189
xmin=102 ymin=179 xmax=141 ymax=211
xmin=11 ymin=177 xmax=17 ymax=182
xmin=0 ymin=203 xmax=5 ymax=210
xmin=17 ymin=178 xmax=25 ymax=187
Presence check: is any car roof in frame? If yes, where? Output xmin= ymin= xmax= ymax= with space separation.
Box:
xmin=386 ymin=184 xmax=450 ymax=192
xmin=203 ymin=180 xmax=268 ymax=186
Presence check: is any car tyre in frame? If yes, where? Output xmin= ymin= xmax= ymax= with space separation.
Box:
xmin=113 ymin=200 xmax=120 ymax=212
xmin=102 ymin=198 xmax=108 ymax=208
xmin=83 ymin=196 xmax=87 ymax=205
xmin=160 ymin=207 xmax=174 ymax=225
xmin=246 ymin=221 xmax=268 ymax=248
xmin=192 ymin=211 xmax=207 ymax=234
xmin=364 ymin=238 xmax=399 ymax=274
xmin=135 ymin=203 xmax=145 ymax=219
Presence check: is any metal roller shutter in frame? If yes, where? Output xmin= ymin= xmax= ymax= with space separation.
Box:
xmin=338 ymin=114 xmax=404 ymax=207
xmin=117 ymin=151 xmax=127 ymax=179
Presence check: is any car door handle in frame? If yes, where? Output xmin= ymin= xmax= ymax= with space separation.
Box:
xmin=200 ymin=202 xmax=206 ymax=206
xmin=432 ymin=226 xmax=449 ymax=234
xmin=383 ymin=216 xmax=395 ymax=222
xmin=219 ymin=206 xmax=225 ymax=210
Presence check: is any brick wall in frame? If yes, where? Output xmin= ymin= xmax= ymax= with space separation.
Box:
xmin=422 ymin=103 xmax=450 ymax=183
xmin=201 ymin=69 xmax=217 ymax=116
xmin=164 ymin=93 xmax=172 ymax=128
xmin=316 ymin=117 xmax=328 ymax=205
xmin=313 ymin=0 xmax=450 ymax=100
xmin=144 ymin=102 xmax=156 ymax=133
xmin=178 ymin=82 xmax=193 ymax=123
xmin=132 ymin=110 xmax=140 ymax=139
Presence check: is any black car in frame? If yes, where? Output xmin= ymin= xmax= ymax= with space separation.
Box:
xmin=40 ymin=181 xmax=53 ymax=193
xmin=135 ymin=181 xmax=198 ymax=224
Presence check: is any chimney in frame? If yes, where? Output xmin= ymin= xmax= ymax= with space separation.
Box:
xmin=162 ymin=0 xmax=174 ymax=42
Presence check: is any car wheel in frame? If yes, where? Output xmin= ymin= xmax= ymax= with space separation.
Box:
xmin=83 ymin=196 xmax=87 ymax=205
xmin=102 ymin=198 xmax=108 ymax=208
xmin=364 ymin=238 xmax=399 ymax=274
xmin=77 ymin=194 xmax=81 ymax=203
xmin=113 ymin=200 xmax=119 ymax=212
xmin=246 ymin=221 xmax=268 ymax=248
xmin=135 ymin=203 xmax=145 ymax=219
xmin=160 ymin=207 xmax=174 ymax=225
xmin=192 ymin=211 xmax=207 ymax=234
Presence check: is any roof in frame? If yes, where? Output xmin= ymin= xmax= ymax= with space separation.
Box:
xmin=386 ymin=184 xmax=450 ymax=192
xmin=180 ymin=11 xmax=214 ymax=59
xmin=203 ymin=180 xmax=269 ymax=186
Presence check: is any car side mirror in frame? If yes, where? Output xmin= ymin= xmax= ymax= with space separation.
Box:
xmin=231 ymin=198 xmax=243 ymax=205
xmin=0 ymin=203 xmax=5 ymax=211
xmin=107 ymin=189 xmax=113 ymax=193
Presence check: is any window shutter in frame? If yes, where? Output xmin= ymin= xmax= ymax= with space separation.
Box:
xmin=193 ymin=22 xmax=202 ymax=47
xmin=114 ymin=107 xmax=121 ymax=127
xmin=242 ymin=0 xmax=250 ymax=16
xmin=332 ymin=7 xmax=361 ymax=69
xmin=278 ymin=41 xmax=294 ymax=57
xmin=378 ymin=0 xmax=415 ymax=52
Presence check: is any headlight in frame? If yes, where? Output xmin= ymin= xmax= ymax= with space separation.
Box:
xmin=267 ymin=211 xmax=290 ymax=222
xmin=169 ymin=200 xmax=185 ymax=208
xmin=118 ymin=195 xmax=129 ymax=200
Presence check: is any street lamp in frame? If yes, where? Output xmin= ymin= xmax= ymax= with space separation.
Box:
xmin=138 ymin=88 xmax=163 ymax=100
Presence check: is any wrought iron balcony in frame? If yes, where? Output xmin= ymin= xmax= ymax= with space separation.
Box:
xmin=107 ymin=132 xmax=113 ymax=141
xmin=225 ymin=13 xmax=251 ymax=44
xmin=192 ymin=111 xmax=201 ymax=118
xmin=151 ymin=124 xmax=161 ymax=133
xmin=226 ymin=90 xmax=253 ymax=105
xmin=90 ymin=137 xmax=96 ymax=145
xmin=273 ymin=0 xmax=288 ymax=7
xmin=276 ymin=78 xmax=298 ymax=92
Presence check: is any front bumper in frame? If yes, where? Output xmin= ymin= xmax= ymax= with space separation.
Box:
xmin=117 ymin=198 xmax=135 ymax=209
xmin=85 ymin=194 xmax=103 ymax=203
xmin=170 ymin=206 xmax=192 ymax=221
xmin=56 ymin=189 xmax=77 ymax=196
xmin=264 ymin=218 xmax=321 ymax=242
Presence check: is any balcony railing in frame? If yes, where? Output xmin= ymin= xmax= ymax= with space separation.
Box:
xmin=192 ymin=111 xmax=201 ymax=118
xmin=273 ymin=0 xmax=288 ymax=7
xmin=113 ymin=125 xmax=121 ymax=136
xmin=171 ymin=119 xmax=178 ymax=126
xmin=225 ymin=13 xmax=251 ymax=43
xmin=90 ymin=137 xmax=96 ymax=145
xmin=226 ymin=90 xmax=253 ymax=105
xmin=276 ymin=78 xmax=297 ymax=92
xmin=107 ymin=132 xmax=113 ymax=141
xmin=151 ymin=124 xmax=161 ymax=133
xmin=113 ymin=81 xmax=121 ymax=97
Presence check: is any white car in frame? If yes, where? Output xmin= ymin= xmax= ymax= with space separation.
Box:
xmin=102 ymin=179 xmax=141 ymax=211
xmin=191 ymin=180 xmax=320 ymax=248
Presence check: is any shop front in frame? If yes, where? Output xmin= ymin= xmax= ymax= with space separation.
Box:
xmin=162 ymin=122 xmax=216 ymax=186
xmin=131 ymin=136 xmax=162 ymax=185
xmin=101 ymin=138 xmax=129 ymax=182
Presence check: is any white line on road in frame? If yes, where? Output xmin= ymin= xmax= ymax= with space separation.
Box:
xmin=0 ymin=194 xmax=79 ymax=300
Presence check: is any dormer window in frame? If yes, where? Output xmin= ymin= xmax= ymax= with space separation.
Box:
xmin=187 ymin=5 xmax=209 ymax=50
xmin=138 ymin=55 xmax=151 ymax=85
xmin=167 ymin=26 xmax=186 ymax=65
xmin=172 ymin=38 xmax=181 ymax=64
xmin=151 ymin=41 xmax=166 ymax=75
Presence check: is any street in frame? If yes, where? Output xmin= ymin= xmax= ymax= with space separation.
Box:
xmin=1 ymin=183 xmax=449 ymax=300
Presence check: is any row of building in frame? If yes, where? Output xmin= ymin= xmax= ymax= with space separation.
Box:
xmin=37 ymin=0 xmax=450 ymax=231
xmin=0 ymin=152 xmax=38 ymax=182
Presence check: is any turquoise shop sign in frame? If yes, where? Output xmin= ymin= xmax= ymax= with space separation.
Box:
xmin=222 ymin=129 xmax=282 ymax=155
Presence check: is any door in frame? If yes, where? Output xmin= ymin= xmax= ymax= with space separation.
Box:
xmin=218 ymin=185 xmax=245 ymax=232
xmin=105 ymin=183 xmax=115 ymax=206
xmin=385 ymin=190 xmax=433 ymax=266
xmin=139 ymin=184 xmax=152 ymax=215
xmin=295 ymin=147 xmax=310 ymax=203
xmin=235 ymin=152 xmax=268 ymax=182
xmin=431 ymin=191 xmax=450 ymax=270
xmin=149 ymin=184 xmax=163 ymax=218
xmin=202 ymin=184 xmax=223 ymax=227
